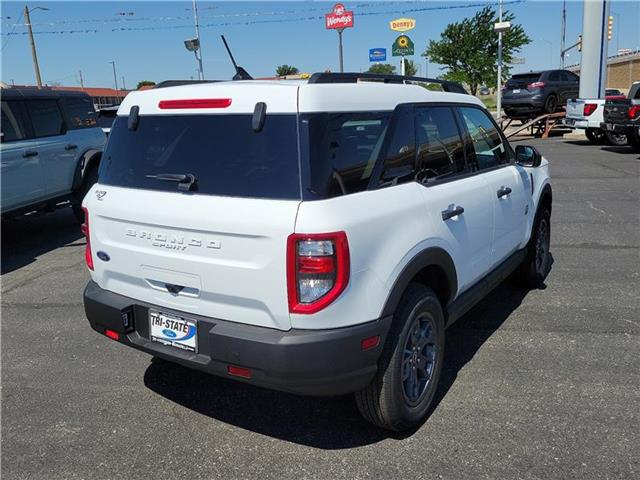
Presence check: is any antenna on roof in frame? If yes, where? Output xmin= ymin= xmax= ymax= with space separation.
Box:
xmin=220 ymin=35 xmax=253 ymax=81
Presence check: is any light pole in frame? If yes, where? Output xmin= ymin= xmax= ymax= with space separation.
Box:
xmin=24 ymin=5 xmax=48 ymax=87
xmin=191 ymin=0 xmax=204 ymax=79
xmin=109 ymin=61 xmax=118 ymax=91
xmin=494 ymin=0 xmax=511 ymax=119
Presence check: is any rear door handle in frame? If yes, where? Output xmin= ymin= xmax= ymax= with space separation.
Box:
xmin=65 ymin=143 xmax=78 ymax=150
xmin=442 ymin=206 xmax=465 ymax=221
xmin=497 ymin=186 xmax=512 ymax=198
xmin=22 ymin=150 xmax=38 ymax=158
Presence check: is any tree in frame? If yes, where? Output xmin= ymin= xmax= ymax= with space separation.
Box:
xmin=276 ymin=65 xmax=299 ymax=76
xmin=402 ymin=59 xmax=418 ymax=76
xmin=423 ymin=6 xmax=530 ymax=95
xmin=136 ymin=80 xmax=156 ymax=89
xmin=367 ymin=63 xmax=396 ymax=74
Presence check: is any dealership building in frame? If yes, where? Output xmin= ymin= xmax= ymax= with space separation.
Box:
xmin=567 ymin=50 xmax=640 ymax=92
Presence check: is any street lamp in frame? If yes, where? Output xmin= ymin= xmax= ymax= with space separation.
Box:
xmin=494 ymin=1 xmax=511 ymax=120
xmin=185 ymin=0 xmax=204 ymax=80
xmin=24 ymin=5 xmax=49 ymax=87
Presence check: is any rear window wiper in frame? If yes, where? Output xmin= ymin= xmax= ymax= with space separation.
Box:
xmin=145 ymin=173 xmax=197 ymax=191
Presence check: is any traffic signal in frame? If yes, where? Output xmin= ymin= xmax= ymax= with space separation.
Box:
xmin=607 ymin=16 xmax=613 ymax=40
xmin=577 ymin=34 xmax=582 ymax=52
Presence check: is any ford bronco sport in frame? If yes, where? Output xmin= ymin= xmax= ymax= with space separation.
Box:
xmin=82 ymin=73 xmax=552 ymax=431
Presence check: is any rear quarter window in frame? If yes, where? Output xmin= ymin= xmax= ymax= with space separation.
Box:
xmin=64 ymin=96 xmax=98 ymax=129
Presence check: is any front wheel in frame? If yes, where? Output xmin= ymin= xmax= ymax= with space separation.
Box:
xmin=605 ymin=131 xmax=627 ymax=146
xmin=585 ymin=128 xmax=606 ymax=144
xmin=355 ymin=284 xmax=445 ymax=431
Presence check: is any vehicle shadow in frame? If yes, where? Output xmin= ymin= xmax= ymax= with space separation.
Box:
xmin=600 ymin=146 xmax=640 ymax=156
xmin=1 ymin=209 xmax=83 ymax=275
xmin=144 ymin=279 xmax=536 ymax=449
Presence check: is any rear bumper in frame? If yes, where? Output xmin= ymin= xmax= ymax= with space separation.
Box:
xmin=83 ymin=281 xmax=392 ymax=396
xmin=600 ymin=122 xmax=634 ymax=133
xmin=502 ymin=95 xmax=545 ymax=115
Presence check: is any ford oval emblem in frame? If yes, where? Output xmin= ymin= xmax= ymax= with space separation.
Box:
xmin=162 ymin=329 xmax=177 ymax=338
xmin=96 ymin=251 xmax=110 ymax=262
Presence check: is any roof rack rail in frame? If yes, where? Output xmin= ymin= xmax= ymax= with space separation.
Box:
xmin=307 ymin=72 xmax=468 ymax=94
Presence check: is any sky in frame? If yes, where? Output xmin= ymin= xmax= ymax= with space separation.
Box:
xmin=2 ymin=0 xmax=639 ymax=88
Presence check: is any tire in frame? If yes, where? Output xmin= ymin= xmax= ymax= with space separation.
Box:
xmin=627 ymin=128 xmax=640 ymax=150
xmin=585 ymin=128 xmax=606 ymax=145
xmin=355 ymin=284 xmax=445 ymax=431
xmin=543 ymin=94 xmax=558 ymax=114
xmin=605 ymin=131 xmax=627 ymax=146
xmin=72 ymin=163 xmax=99 ymax=223
xmin=514 ymin=207 xmax=552 ymax=288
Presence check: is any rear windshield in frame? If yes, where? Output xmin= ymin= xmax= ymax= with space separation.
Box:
xmin=507 ymin=73 xmax=540 ymax=85
xmin=99 ymin=114 xmax=301 ymax=199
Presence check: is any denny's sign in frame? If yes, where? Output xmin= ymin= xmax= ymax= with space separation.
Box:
xmin=389 ymin=18 xmax=416 ymax=32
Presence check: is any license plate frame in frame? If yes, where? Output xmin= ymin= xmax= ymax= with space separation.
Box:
xmin=513 ymin=88 xmax=521 ymax=94
xmin=149 ymin=310 xmax=198 ymax=353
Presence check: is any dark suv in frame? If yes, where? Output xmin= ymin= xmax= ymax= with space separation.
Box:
xmin=502 ymin=70 xmax=580 ymax=119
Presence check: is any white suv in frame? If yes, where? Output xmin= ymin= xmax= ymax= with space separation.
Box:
xmin=82 ymin=73 xmax=552 ymax=431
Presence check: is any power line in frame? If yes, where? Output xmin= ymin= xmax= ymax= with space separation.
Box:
xmin=1 ymin=11 xmax=23 ymax=51
xmin=2 ymin=1 xmax=526 ymax=37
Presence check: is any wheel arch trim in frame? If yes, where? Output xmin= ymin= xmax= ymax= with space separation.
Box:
xmin=380 ymin=247 xmax=457 ymax=318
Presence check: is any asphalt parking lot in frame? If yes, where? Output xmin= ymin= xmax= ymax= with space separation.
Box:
xmin=2 ymin=136 xmax=639 ymax=480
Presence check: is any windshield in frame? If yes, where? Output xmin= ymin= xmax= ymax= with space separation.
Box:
xmin=99 ymin=114 xmax=301 ymax=199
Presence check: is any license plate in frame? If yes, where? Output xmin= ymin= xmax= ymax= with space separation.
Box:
xmin=149 ymin=310 xmax=197 ymax=352
xmin=513 ymin=89 xmax=521 ymax=94
xmin=604 ymin=123 xmax=614 ymax=131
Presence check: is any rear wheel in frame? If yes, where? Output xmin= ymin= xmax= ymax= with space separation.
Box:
xmin=514 ymin=207 xmax=551 ymax=288
xmin=585 ymin=128 xmax=606 ymax=144
xmin=72 ymin=162 xmax=99 ymax=223
xmin=355 ymin=284 xmax=444 ymax=431
xmin=543 ymin=94 xmax=558 ymax=114
xmin=605 ymin=131 xmax=627 ymax=146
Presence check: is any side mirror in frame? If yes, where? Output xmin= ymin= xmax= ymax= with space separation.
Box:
xmin=515 ymin=144 xmax=542 ymax=167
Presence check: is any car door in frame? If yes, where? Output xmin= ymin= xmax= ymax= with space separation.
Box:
xmin=61 ymin=95 xmax=102 ymax=175
xmin=457 ymin=106 xmax=529 ymax=267
xmin=0 ymin=99 xmax=44 ymax=213
xmin=413 ymin=105 xmax=494 ymax=292
xmin=24 ymin=98 xmax=69 ymax=198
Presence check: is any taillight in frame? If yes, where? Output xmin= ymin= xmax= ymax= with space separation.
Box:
xmin=527 ymin=81 xmax=545 ymax=89
xmin=287 ymin=232 xmax=349 ymax=314
xmin=629 ymin=105 xmax=640 ymax=120
xmin=583 ymin=103 xmax=597 ymax=116
xmin=81 ymin=207 xmax=94 ymax=270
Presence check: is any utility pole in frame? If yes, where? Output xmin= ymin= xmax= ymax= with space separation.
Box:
xmin=79 ymin=70 xmax=84 ymax=90
xmin=24 ymin=5 xmax=44 ymax=87
xmin=561 ymin=0 xmax=566 ymax=68
xmin=122 ymin=76 xmax=126 ymax=90
xmin=496 ymin=0 xmax=503 ymax=120
xmin=192 ymin=0 xmax=204 ymax=80
xmin=109 ymin=61 xmax=118 ymax=91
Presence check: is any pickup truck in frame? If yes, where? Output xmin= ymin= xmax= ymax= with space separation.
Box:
xmin=601 ymin=81 xmax=640 ymax=150
xmin=564 ymin=89 xmax=632 ymax=146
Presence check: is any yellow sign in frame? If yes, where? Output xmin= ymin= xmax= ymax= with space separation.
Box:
xmin=389 ymin=18 xmax=416 ymax=32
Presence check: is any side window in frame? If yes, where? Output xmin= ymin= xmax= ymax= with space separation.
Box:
xmin=379 ymin=106 xmax=416 ymax=185
xmin=64 ymin=96 xmax=98 ymax=129
xmin=307 ymin=111 xmax=391 ymax=197
xmin=414 ymin=106 xmax=465 ymax=183
xmin=25 ymin=100 xmax=65 ymax=138
xmin=1 ymin=101 xmax=28 ymax=143
xmin=548 ymin=71 xmax=561 ymax=82
xmin=459 ymin=107 xmax=510 ymax=171
xmin=565 ymin=71 xmax=579 ymax=82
